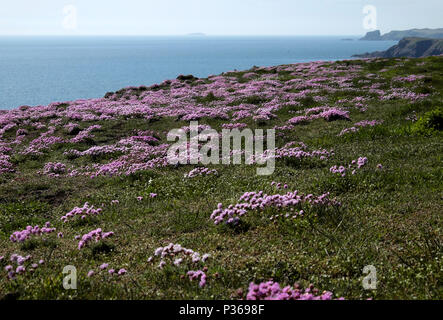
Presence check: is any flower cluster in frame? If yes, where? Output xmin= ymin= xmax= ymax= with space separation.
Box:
xmin=257 ymin=142 xmax=333 ymax=163
xmin=393 ymin=75 xmax=424 ymax=82
xmin=380 ymin=89 xmax=429 ymax=101
xmin=64 ymin=122 xmax=80 ymax=134
xmin=21 ymin=135 xmax=64 ymax=156
xmin=288 ymin=107 xmax=350 ymax=126
xmin=87 ymin=263 xmax=127 ymax=277
xmin=10 ymin=222 xmax=56 ymax=242
xmin=0 ymin=155 xmax=14 ymax=174
xmin=211 ymin=190 xmax=339 ymax=225
xmin=147 ymin=243 xmax=210 ymax=269
xmin=185 ymin=167 xmax=218 ymax=178
xmin=77 ymin=228 xmax=114 ymax=249
xmin=187 ymin=270 xmax=207 ymax=288
xmin=242 ymin=72 xmax=258 ymax=79
xmin=246 ymin=281 xmax=344 ymax=300
xmin=68 ymin=141 xmax=170 ymax=178
xmin=43 ymin=162 xmax=67 ymax=177
xmin=61 ymin=202 xmax=103 ymax=222
xmin=69 ymin=125 xmax=102 ymax=143
xmin=16 ymin=128 xmax=28 ymax=136
xmin=273 ymin=124 xmax=294 ymax=131
xmin=221 ymin=123 xmax=248 ymax=130
xmin=4 ymin=254 xmax=44 ymax=280
xmin=330 ymin=157 xmax=368 ymax=176
xmin=64 ymin=145 xmax=129 ymax=159
xmin=339 ymin=120 xmax=383 ymax=136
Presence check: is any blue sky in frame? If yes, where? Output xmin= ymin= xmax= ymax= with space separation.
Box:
xmin=1 ymin=0 xmax=442 ymax=36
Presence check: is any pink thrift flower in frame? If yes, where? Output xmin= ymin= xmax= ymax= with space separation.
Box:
xmin=16 ymin=266 xmax=25 ymax=274
xmin=100 ymin=263 xmax=109 ymax=270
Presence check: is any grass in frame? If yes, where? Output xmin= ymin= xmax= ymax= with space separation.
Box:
xmin=0 ymin=56 xmax=442 ymax=300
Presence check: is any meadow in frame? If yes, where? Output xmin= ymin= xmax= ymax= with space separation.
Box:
xmin=0 ymin=56 xmax=442 ymax=300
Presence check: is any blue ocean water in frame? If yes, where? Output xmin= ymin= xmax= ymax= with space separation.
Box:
xmin=0 ymin=36 xmax=397 ymax=110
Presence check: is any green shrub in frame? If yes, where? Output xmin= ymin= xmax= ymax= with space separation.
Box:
xmin=411 ymin=107 xmax=443 ymax=135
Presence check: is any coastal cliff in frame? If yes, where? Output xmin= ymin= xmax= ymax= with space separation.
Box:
xmin=360 ymin=28 xmax=443 ymax=41
xmin=353 ymin=37 xmax=443 ymax=58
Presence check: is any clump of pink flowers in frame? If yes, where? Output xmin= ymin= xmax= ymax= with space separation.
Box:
xmin=4 ymin=253 xmax=43 ymax=280
xmin=61 ymin=202 xmax=102 ymax=222
xmin=288 ymin=107 xmax=350 ymax=126
xmin=10 ymin=222 xmax=56 ymax=242
xmin=77 ymin=228 xmax=114 ymax=249
xmin=319 ymin=108 xmax=350 ymax=121
xmin=246 ymin=281 xmax=344 ymax=300
xmin=21 ymin=135 xmax=65 ymax=156
xmin=221 ymin=123 xmax=248 ymax=130
xmin=253 ymin=141 xmax=333 ymax=164
xmin=69 ymin=125 xmax=102 ymax=143
xmin=393 ymin=75 xmax=424 ymax=82
xmin=185 ymin=167 xmax=218 ymax=178
xmin=43 ymin=162 xmax=67 ymax=177
xmin=339 ymin=120 xmax=383 ymax=136
xmin=147 ymin=243 xmax=210 ymax=269
xmin=211 ymin=190 xmax=340 ymax=225
xmin=87 ymin=263 xmax=127 ymax=277
xmin=0 ymin=155 xmax=15 ymax=174
xmin=187 ymin=270 xmax=207 ymax=288
xmin=330 ymin=157 xmax=368 ymax=176
xmin=64 ymin=122 xmax=80 ymax=134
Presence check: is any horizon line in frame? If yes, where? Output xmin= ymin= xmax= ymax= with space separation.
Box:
xmin=0 ymin=34 xmax=364 ymax=37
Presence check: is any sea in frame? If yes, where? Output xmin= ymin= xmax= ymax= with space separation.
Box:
xmin=0 ymin=36 xmax=397 ymax=110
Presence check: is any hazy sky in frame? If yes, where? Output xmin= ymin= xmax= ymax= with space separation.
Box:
xmin=1 ymin=0 xmax=441 ymax=36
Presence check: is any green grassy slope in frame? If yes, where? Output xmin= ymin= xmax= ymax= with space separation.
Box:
xmin=0 ymin=56 xmax=442 ymax=300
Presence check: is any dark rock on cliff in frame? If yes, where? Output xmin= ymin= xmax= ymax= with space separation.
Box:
xmin=177 ymin=74 xmax=198 ymax=81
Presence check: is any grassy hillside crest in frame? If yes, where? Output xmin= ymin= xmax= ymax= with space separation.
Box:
xmin=0 ymin=56 xmax=442 ymax=300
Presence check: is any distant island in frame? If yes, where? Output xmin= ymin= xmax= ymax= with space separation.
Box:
xmin=353 ymin=37 xmax=443 ymax=58
xmin=360 ymin=28 xmax=443 ymax=41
